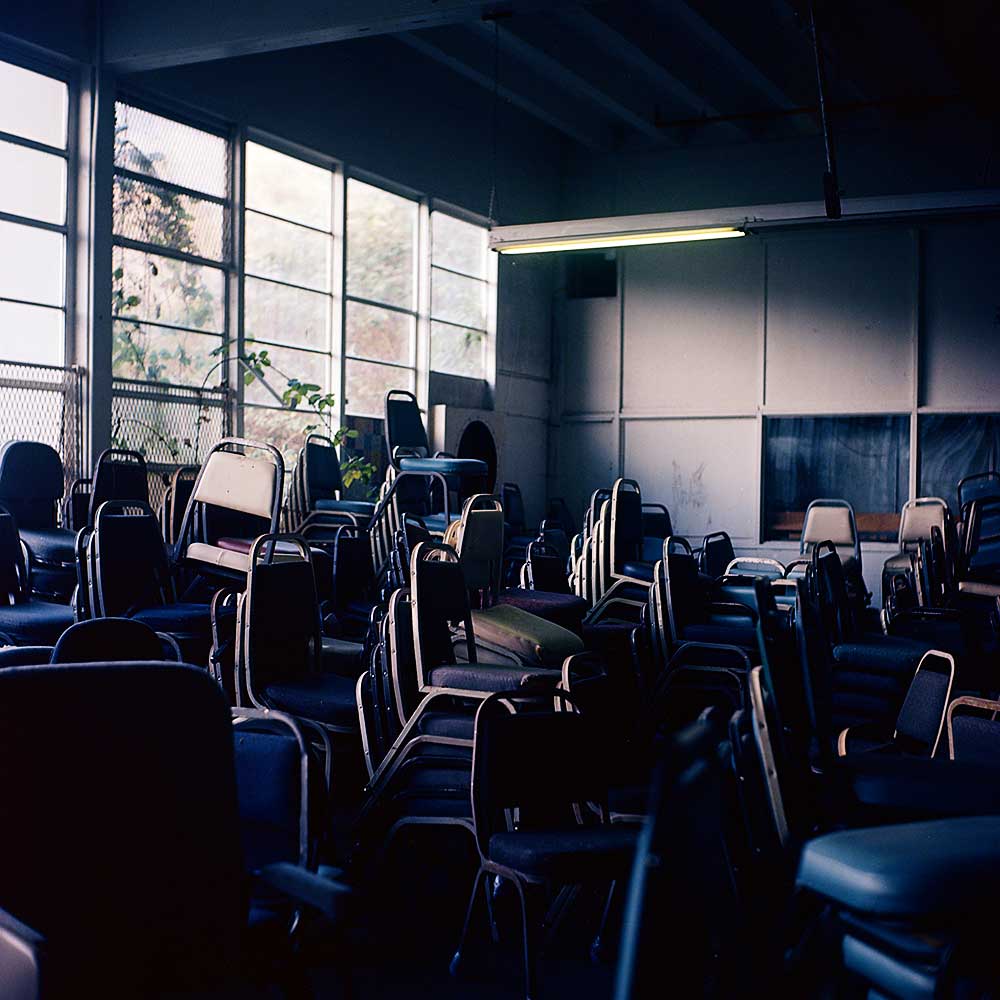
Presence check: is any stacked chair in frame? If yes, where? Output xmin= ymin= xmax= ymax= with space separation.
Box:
xmin=383 ymin=389 xmax=487 ymax=534
xmin=288 ymin=432 xmax=376 ymax=530
xmin=0 ymin=441 xmax=77 ymax=602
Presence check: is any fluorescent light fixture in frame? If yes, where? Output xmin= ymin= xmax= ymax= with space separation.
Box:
xmin=494 ymin=225 xmax=745 ymax=255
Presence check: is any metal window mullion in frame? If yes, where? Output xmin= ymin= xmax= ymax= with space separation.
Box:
xmin=0 ymin=128 xmax=68 ymax=158
xmin=245 ymin=204 xmax=333 ymax=238
xmin=111 ymin=314 xmax=224 ymax=338
xmin=344 ymin=293 xmax=418 ymax=320
xmin=429 ymin=262 xmax=490 ymax=282
xmin=232 ymin=125 xmax=246 ymax=437
xmin=427 ymin=315 xmax=488 ymax=335
xmin=112 ymin=234 xmax=228 ymax=271
xmin=416 ymin=198 xmax=431 ymax=413
xmin=113 ymin=166 xmax=229 ymax=207
xmin=335 ymin=163 xmax=347 ymax=431
xmin=0 ymin=209 xmax=68 ymax=234
xmin=0 ymin=295 xmax=66 ymax=312
xmin=343 ymin=355 xmax=415 ymax=371
xmin=244 ymin=270 xmax=331 ymax=297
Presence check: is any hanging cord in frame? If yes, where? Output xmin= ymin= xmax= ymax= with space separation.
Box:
xmin=808 ymin=0 xmax=841 ymax=219
xmin=487 ymin=18 xmax=500 ymax=226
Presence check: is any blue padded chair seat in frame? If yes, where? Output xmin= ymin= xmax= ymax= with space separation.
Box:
xmin=832 ymin=637 xmax=928 ymax=675
xmin=498 ymin=589 xmax=587 ymax=636
xmin=315 ymin=499 xmax=376 ymax=517
xmin=488 ymin=826 xmax=639 ymax=879
xmin=0 ymin=600 xmax=75 ymax=646
xmin=397 ymin=766 xmax=471 ymax=798
xmin=417 ymin=712 xmax=475 ymax=740
xmin=264 ymin=674 xmax=359 ymax=729
xmin=428 ymin=663 xmax=559 ymax=693
xmin=131 ymin=602 xmax=212 ymax=635
xmin=19 ymin=527 xmax=76 ymax=565
xmin=835 ymin=754 xmax=1000 ymax=819
xmin=797 ymin=816 xmax=1000 ymax=918
xmin=621 ymin=561 xmax=654 ymax=583
xmin=0 ymin=645 xmax=54 ymax=667
xmin=398 ymin=456 xmax=487 ymax=476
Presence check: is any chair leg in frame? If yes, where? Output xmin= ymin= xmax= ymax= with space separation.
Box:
xmin=512 ymin=877 xmax=546 ymax=1000
xmin=450 ymin=866 xmax=489 ymax=980
xmin=590 ymin=879 xmax=619 ymax=963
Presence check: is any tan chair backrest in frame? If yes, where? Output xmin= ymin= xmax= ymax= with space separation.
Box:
xmin=193 ymin=450 xmax=277 ymax=520
xmin=899 ymin=498 xmax=947 ymax=547
xmin=802 ymin=504 xmax=854 ymax=547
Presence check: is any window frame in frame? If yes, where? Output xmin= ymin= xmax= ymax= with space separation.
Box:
xmin=241 ymin=129 xmax=342 ymax=439
xmin=429 ymin=197 xmax=496 ymax=383
xmin=342 ymin=166 xmax=422 ymax=420
xmin=110 ymin=91 xmax=235 ymax=392
xmin=0 ymin=46 xmax=76 ymax=369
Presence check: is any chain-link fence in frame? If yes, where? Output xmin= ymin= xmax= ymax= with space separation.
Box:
xmin=111 ymin=377 xmax=231 ymax=510
xmin=0 ymin=359 xmax=84 ymax=490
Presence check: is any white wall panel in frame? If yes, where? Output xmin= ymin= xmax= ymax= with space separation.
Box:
xmin=557 ymin=419 xmax=617 ymax=524
xmin=623 ymin=417 xmax=758 ymax=542
xmin=921 ymin=218 xmax=1000 ymax=408
xmin=496 ymin=256 xmax=552 ymax=380
xmin=622 ymin=238 xmax=762 ymax=411
xmin=560 ymin=296 xmax=619 ymax=414
xmin=502 ymin=414 xmax=549 ymax=527
xmin=765 ymin=229 xmax=915 ymax=411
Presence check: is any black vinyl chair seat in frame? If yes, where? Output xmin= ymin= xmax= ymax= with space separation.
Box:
xmin=19 ymin=528 xmax=75 ymax=564
xmin=798 ymin=816 xmax=1000 ymax=918
xmin=0 ymin=646 xmax=54 ymax=667
xmin=621 ymin=560 xmax=654 ymax=582
xmin=398 ymin=456 xmax=487 ymax=476
xmin=831 ymin=636 xmax=928 ymax=675
xmin=264 ymin=674 xmax=359 ymax=729
xmin=130 ymin=602 xmax=212 ymax=635
xmin=0 ymin=600 xmax=75 ymax=646
xmin=427 ymin=663 xmax=559 ymax=693
xmin=487 ymin=826 xmax=638 ymax=879
xmin=314 ymin=498 xmax=376 ymax=517
xmin=320 ymin=636 xmax=365 ymax=675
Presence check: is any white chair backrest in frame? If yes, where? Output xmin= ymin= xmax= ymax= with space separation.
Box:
xmin=193 ymin=450 xmax=277 ymax=520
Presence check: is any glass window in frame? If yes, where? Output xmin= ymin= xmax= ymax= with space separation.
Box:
xmin=245 ymin=142 xmax=331 ymax=231
xmin=919 ymin=414 xmax=1000 ymax=514
xmin=430 ymin=210 xmax=491 ymax=380
xmin=344 ymin=178 xmax=418 ymax=418
xmin=112 ymin=102 xmax=231 ymax=395
xmin=242 ymin=141 xmax=337 ymax=450
xmin=344 ymin=359 xmax=414 ymax=420
xmin=763 ymin=415 xmax=910 ymax=542
xmin=346 ymin=179 xmax=417 ymax=310
xmin=0 ymin=61 xmax=67 ymax=148
xmin=0 ymin=59 xmax=69 ymax=368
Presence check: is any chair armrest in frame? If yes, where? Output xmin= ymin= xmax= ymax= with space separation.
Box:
xmin=255 ymin=863 xmax=351 ymax=921
xmin=0 ymin=905 xmax=44 ymax=999
xmin=837 ymin=721 xmax=894 ymax=757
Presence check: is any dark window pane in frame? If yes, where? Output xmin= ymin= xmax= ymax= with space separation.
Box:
xmin=919 ymin=414 xmax=1000 ymax=514
xmin=763 ymin=415 xmax=909 ymax=542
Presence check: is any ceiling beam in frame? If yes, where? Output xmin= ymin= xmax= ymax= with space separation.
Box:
xmin=554 ymin=9 xmax=747 ymax=141
xmin=650 ymin=0 xmax=814 ymax=136
xmin=468 ymin=20 xmax=664 ymax=142
xmin=395 ymin=33 xmax=606 ymax=150
xmin=102 ymin=0 xmax=581 ymax=73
